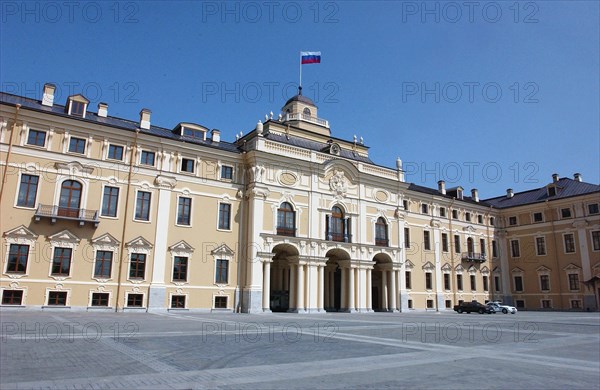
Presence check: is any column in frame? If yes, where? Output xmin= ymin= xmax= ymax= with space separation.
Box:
xmin=381 ymin=270 xmax=388 ymax=311
xmin=329 ymin=270 xmax=335 ymax=309
xmin=433 ymin=226 xmax=444 ymax=311
xmin=397 ymin=215 xmax=409 ymax=311
xmin=324 ymin=268 xmax=329 ymax=308
xmin=366 ymin=268 xmax=372 ymax=311
xmin=288 ymin=265 xmax=296 ymax=312
xmin=297 ymin=263 xmax=305 ymax=311
xmin=341 ymin=267 xmax=347 ymax=310
xmin=389 ymin=269 xmax=397 ymax=311
xmin=348 ymin=266 xmax=355 ymax=311
xmin=262 ymin=260 xmax=271 ymax=312
xmin=244 ymin=188 xmax=267 ymax=313
xmin=318 ymin=265 xmax=324 ymax=311
xmin=497 ymin=231 xmax=513 ymax=305
xmin=575 ymin=221 xmax=595 ymax=309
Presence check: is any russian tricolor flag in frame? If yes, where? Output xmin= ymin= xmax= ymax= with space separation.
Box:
xmin=301 ymin=51 xmax=321 ymax=64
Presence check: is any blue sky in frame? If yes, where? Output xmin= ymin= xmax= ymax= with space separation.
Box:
xmin=1 ymin=1 xmax=598 ymax=197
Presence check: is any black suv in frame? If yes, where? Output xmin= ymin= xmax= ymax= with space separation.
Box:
xmin=453 ymin=301 xmax=494 ymax=314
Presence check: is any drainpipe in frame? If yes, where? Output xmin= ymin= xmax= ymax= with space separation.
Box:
xmin=115 ymin=128 xmax=140 ymax=312
xmin=0 ymin=104 xmax=21 ymax=204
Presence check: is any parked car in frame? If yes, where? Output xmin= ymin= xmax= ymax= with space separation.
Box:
xmin=486 ymin=302 xmax=517 ymax=314
xmin=453 ymin=301 xmax=494 ymax=314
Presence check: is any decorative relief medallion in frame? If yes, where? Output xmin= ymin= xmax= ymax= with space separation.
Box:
xmin=329 ymin=170 xmax=348 ymax=197
xmin=374 ymin=190 xmax=388 ymax=203
xmin=279 ymin=171 xmax=298 ymax=186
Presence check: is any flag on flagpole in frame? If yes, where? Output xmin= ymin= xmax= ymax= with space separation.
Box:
xmin=301 ymin=51 xmax=321 ymax=64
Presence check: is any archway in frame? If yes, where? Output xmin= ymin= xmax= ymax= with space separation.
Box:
xmin=270 ymin=244 xmax=299 ymax=312
xmin=372 ymin=253 xmax=393 ymax=311
xmin=324 ymin=248 xmax=350 ymax=312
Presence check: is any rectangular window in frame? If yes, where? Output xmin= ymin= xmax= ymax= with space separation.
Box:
xmin=177 ymin=197 xmax=192 ymax=226
xmin=533 ymin=212 xmax=543 ymax=223
xmin=135 ymin=191 xmax=151 ymax=221
xmin=514 ymin=276 xmax=523 ymax=292
xmin=221 ymin=165 xmax=233 ymax=180
xmin=218 ymin=203 xmax=231 ymax=230
xmin=568 ymin=273 xmax=579 ymax=291
xmin=403 ymin=200 xmax=408 ymax=211
xmin=452 ymin=210 xmax=458 ymax=219
xmin=494 ymin=276 xmax=500 ymax=292
xmin=425 ymin=272 xmax=432 ymax=290
xmin=571 ymin=300 xmax=581 ymax=309
xmin=108 ymin=144 xmax=124 ymax=160
xmin=2 ymin=290 xmax=23 ymax=305
xmin=70 ymin=101 xmax=85 ymax=116
xmin=408 ymin=299 xmax=413 ymax=309
xmin=140 ymin=150 xmax=155 ymax=166
xmin=492 ymin=240 xmax=498 ymax=258
xmin=483 ymin=275 xmax=489 ymax=291
xmin=51 ymin=247 xmax=72 ymax=276
xmin=94 ymin=251 xmax=113 ymax=279
xmin=7 ymin=244 xmax=29 ymax=273
xmin=421 ymin=204 xmax=428 ymax=214
xmin=509 ymin=216 xmax=517 ymax=226
xmin=561 ymin=208 xmax=572 ymax=219
xmin=465 ymin=212 xmax=471 ymax=222
xmin=426 ymin=299 xmax=434 ymax=309
xmin=404 ymin=227 xmax=410 ymax=248
xmin=405 ymin=271 xmax=412 ymax=289
xmin=17 ymin=174 xmax=39 ymax=207
xmin=470 ymin=274 xmax=476 ymax=290
xmin=588 ymin=203 xmax=599 ymax=215
xmin=490 ymin=217 xmax=495 ymax=226
xmin=27 ymin=129 xmax=46 ymax=146
xmin=91 ymin=293 xmax=109 ymax=307
xmin=515 ymin=300 xmax=525 ymax=309
xmin=454 ymin=235 xmax=461 ymax=253
xmin=129 ymin=253 xmax=146 ymax=279
xmin=443 ymin=273 xmax=450 ymax=290
xmin=511 ymin=240 xmax=520 ymax=258
xmin=423 ymin=231 xmax=431 ymax=250
xmin=536 ymin=237 xmax=546 ymax=256
xmin=181 ymin=158 xmax=195 ymax=173
xmin=477 ymin=215 xmax=483 ymax=224
xmin=442 ymin=233 xmax=449 ymax=252
xmin=101 ymin=186 xmax=119 ymax=217
xmin=68 ymin=137 xmax=86 ymax=154
xmin=445 ymin=300 xmax=451 ymax=309
xmin=171 ymin=295 xmax=186 ymax=309
xmin=127 ymin=294 xmax=144 ymax=307
xmin=593 ymin=231 xmax=600 ymax=251
xmin=564 ymin=234 xmax=576 ymax=253
xmin=214 ymin=296 xmax=228 ymax=309
xmin=456 ymin=274 xmax=463 ymax=290
xmin=541 ymin=300 xmax=551 ymax=309
xmin=215 ymin=259 xmax=229 ymax=284
xmin=172 ymin=256 xmax=188 ymax=282
xmin=439 ymin=207 xmax=446 ymax=217
xmin=48 ymin=291 xmax=67 ymax=306
xmin=480 ymin=239 xmax=486 ymax=257
xmin=540 ymin=275 xmax=550 ymax=291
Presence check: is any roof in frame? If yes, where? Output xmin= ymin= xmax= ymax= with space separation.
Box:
xmin=0 ymin=92 xmax=240 ymax=154
xmin=407 ymin=183 xmax=491 ymax=206
xmin=284 ymin=94 xmax=317 ymax=107
xmin=483 ymin=178 xmax=600 ymax=209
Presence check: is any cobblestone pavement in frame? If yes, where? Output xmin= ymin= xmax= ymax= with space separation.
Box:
xmin=1 ymin=310 xmax=599 ymax=389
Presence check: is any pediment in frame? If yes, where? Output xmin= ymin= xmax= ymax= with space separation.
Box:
xmin=536 ymin=265 xmax=551 ymax=273
xmin=211 ymin=243 xmax=234 ymax=257
xmin=422 ymin=261 xmax=435 ymax=271
xmin=68 ymin=94 xmax=90 ymax=104
xmin=441 ymin=263 xmax=452 ymax=272
xmin=481 ymin=266 xmax=490 ymax=274
xmin=492 ymin=266 xmax=501 ymax=274
xmin=511 ymin=267 xmax=524 ymax=274
xmin=92 ymin=233 xmax=120 ymax=248
xmin=4 ymin=225 xmax=38 ymax=243
xmin=49 ymin=229 xmax=80 ymax=244
xmin=169 ymin=240 xmax=195 ymax=254
xmin=404 ymin=260 xmax=415 ymax=270
xmin=463 ymin=225 xmax=476 ymax=233
xmin=468 ymin=265 xmax=477 ymax=273
xmin=455 ymin=264 xmax=464 ymax=272
xmin=563 ymin=263 xmax=581 ymax=271
xmin=126 ymin=236 xmax=153 ymax=250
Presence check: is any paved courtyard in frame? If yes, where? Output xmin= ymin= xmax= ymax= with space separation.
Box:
xmin=1 ymin=310 xmax=599 ymax=389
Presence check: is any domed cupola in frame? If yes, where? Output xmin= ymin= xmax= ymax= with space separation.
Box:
xmin=280 ymin=86 xmax=330 ymax=136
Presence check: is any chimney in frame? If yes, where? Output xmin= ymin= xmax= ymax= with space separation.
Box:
xmin=552 ymin=173 xmax=559 ymax=183
xmin=42 ymin=83 xmax=56 ymax=107
xmin=471 ymin=188 xmax=479 ymax=202
xmin=506 ymin=188 xmax=514 ymax=198
xmin=139 ymin=108 xmax=151 ymax=130
xmin=573 ymin=173 xmax=582 ymax=182
xmin=438 ymin=180 xmax=446 ymax=195
xmin=211 ymin=129 xmax=221 ymax=143
xmin=97 ymin=102 xmax=108 ymax=118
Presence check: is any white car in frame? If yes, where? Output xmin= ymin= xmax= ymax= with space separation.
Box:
xmin=487 ymin=302 xmax=517 ymax=314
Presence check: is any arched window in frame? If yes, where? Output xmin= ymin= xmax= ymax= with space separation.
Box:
xmin=277 ymin=202 xmax=295 ymax=236
xmin=303 ymin=107 xmax=311 ymax=117
xmin=328 ymin=206 xmax=346 ymax=242
xmin=375 ymin=217 xmax=388 ymax=246
xmin=58 ymin=180 xmax=82 ymax=217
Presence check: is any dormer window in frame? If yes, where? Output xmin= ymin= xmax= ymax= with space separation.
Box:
xmin=547 ymin=186 xmax=557 ymax=197
xmin=176 ymin=123 xmax=208 ymax=141
xmin=457 ymin=188 xmax=463 ymax=199
xmin=71 ymin=101 xmax=85 ymax=116
xmin=303 ymin=107 xmax=311 ymax=116
xmin=66 ymin=94 xmax=89 ymax=118
xmin=182 ymin=128 xmax=205 ymax=139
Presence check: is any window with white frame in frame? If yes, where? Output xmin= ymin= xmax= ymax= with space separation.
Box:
xmin=439 ymin=207 xmax=446 ymax=217
xmin=107 ymin=144 xmax=124 ymax=160
xmin=221 ymin=165 xmax=233 ymax=180
xmin=560 ymin=208 xmax=572 ymax=219
xmin=16 ymin=174 xmax=39 ymax=208
xmin=101 ymin=186 xmax=120 ymax=217
xmin=181 ymin=158 xmax=195 ymax=174
xmin=218 ymin=203 xmax=231 ymax=230
xmin=68 ymin=136 xmax=86 ymax=154
xmin=536 ymin=237 xmax=546 ymax=256
xmin=27 ymin=129 xmax=46 ymax=147
xmin=140 ymin=150 xmax=155 ymax=166
xmin=588 ymin=203 xmax=599 ymax=215
xmin=177 ymin=197 xmax=192 ymax=226
xmin=568 ymin=273 xmax=579 ymax=291
xmin=508 ymin=216 xmax=517 ymax=226
xmin=6 ymin=244 xmax=29 ymax=274
xmin=2 ymin=290 xmax=24 ymax=305
xmin=510 ymin=240 xmax=520 ymax=258
xmin=539 ymin=274 xmax=550 ymax=291
xmin=592 ymin=231 xmax=600 ymax=251
xmin=91 ymin=293 xmax=109 ymax=307
xmin=94 ymin=251 xmax=113 ymax=279
xmin=533 ymin=212 xmax=544 ymax=223
xmin=172 ymin=256 xmax=188 ymax=282
xmin=513 ymin=275 xmax=524 ymax=292
xmin=215 ymin=259 xmax=229 ymax=284
xmin=563 ymin=233 xmax=576 ymax=253
xmin=135 ymin=191 xmax=151 ymax=221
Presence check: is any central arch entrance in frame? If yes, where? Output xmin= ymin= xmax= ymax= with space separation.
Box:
xmin=324 ymin=248 xmax=350 ymax=312
xmin=372 ymin=253 xmax=393 ymax=312
xmin=270 ymin=244 xmax=299 ymax=312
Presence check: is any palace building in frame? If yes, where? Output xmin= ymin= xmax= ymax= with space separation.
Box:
xmin=1 ymin=84 xmax=599 ymax=312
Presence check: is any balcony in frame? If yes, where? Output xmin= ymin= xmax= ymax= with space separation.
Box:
xmin=375 ymin=238 xmax=389 ymax=247
xmin=284 ymin=112 xmax=329 ymax=128
xmin=34 ymin=205 xmax=99 ymax=227
xmin=276 ymin=227 xmax=296 ymax=237
xmin=461 ymin=252 xmax=486 ymax=263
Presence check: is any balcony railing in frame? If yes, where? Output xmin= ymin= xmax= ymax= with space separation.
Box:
xmin=284 ymin=113 xmax=330 ymax=128
xmin=461 ymin=252 xmax=486 ymax=263
xmin=34 ymin=204 xmax=99 ymax=227
xmin=375 ymin=238 xmax=389 ymax=247
xmin=276 ymin=227 xmax=296 ymax=237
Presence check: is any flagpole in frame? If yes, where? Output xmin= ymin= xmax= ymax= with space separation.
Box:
xmin=299 ymin=51 xmax=302 ymax=94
